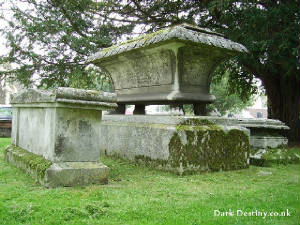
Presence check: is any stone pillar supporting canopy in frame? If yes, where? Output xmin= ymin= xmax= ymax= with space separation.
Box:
xmin=5 ymin=87 xmax=117 ymax=187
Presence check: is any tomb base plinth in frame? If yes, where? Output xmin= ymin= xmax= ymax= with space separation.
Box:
xmin=98 ymin=115 xmax=251 ymax=174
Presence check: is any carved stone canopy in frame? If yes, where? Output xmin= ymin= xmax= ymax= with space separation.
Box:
xmin=88 ymin=24 xmax=248 ymax=107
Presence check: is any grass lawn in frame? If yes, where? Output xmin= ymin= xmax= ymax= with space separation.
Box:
xmin=0 ymin=137 xmax=299 ymax=225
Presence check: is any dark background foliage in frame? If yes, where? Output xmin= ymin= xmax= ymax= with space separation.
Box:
xmin=0 ymin=0 xmax=299 ymax=141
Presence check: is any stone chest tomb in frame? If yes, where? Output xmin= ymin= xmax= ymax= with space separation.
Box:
xmin=87 ymin=24 xmax=252 ymax=174
xmin=89 ymin=24 xmax=248 ymax=114
xmin=5 ymin=87 xmax=117 ymax=187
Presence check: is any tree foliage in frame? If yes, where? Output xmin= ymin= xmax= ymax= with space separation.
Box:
xmin=0 ymin=0 xmax=133 ymax=88
xmin=0 ymin=0 xmax=299 ymax=140
xmin=207 ymin=68 xmax=255 ymax=116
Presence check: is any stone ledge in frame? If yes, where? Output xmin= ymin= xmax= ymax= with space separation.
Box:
xmin=88 ymin=23 xmax=248 ymax=63
xmin=44 ymin=162 xmax=109 ymax=188
xmin=4 ymin=145 xmax=109 ymax=187
xmin=10 ymin=87 xmax=117 ymax=108
xmin=4 ymin=145 xmax=52 ymax=184
xmin=250 ymin=148 xmax=300 ymax=166
xmin=101 ymin=115 xmax=289 ymax=129
xmin=250 ymin=136 xmax=288 ymax=149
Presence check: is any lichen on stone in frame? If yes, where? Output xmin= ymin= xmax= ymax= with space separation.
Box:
xmin=100 ymin=28 xmax=168 ymax=55
xmin=4 ymin=145 xmax=52 ymax=178
xmin=168 ymin=119 xmax=250 ymax=174
xmin=131 ymin=118 xmax=250 ymax=175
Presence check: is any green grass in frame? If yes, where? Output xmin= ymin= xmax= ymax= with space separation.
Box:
xmin=0 ymin=138 xmax=299 ymax=225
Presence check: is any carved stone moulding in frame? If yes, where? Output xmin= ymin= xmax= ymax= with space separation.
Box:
xmin=89 ymin=24 xmax=248 ymax=106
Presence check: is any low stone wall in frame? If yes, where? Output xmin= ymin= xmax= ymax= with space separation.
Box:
xmin=99 ymin=115 xmax=250 ymax=174
xmin=0 ymin=120 xmax=11 ymax=137
xmin=6 ymin=87 xmax=117 ymax=187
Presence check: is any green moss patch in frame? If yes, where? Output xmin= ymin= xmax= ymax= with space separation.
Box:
xmin=134 ymin=119 xmax=250 ymax=175
xmin=168 ymin=120 xmax=250 ymax=174
xmin=250 ymin=147 xmax=300 ymax=167
xmin=4 ymin=145 xmax=52 ymax=179
xmin=176 ymin=118 xmax=216 ymax=126
xmin=100 ymin=28 xmax=168 ymax=55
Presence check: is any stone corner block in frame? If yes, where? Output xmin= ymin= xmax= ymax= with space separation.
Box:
xmin=44 ymin=162 xmax=109 ymax=188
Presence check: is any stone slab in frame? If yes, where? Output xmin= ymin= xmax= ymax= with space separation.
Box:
xmin=101 ymin=115 xmax=289 ymax=130
xmin=11 ymin=87 xmax=117 ymax=106
xmin=101 ymin=115 xmax=290 ymax=166
xmin=4 ymin=145 xmax=53 ymax=185
xmin=250 ymin=136 xmax=288 ymax=149
xmin=4 ymin=145 xmax=109 ymax=187
xmin=11 ymin=105 xmax=104 ymax=162
xmin=44 ymin=162 xmax=109 ymax=188
xmin=99 ymin=115 xmax=250 ymax=174
xmin=88 ymin=23 xmax=248 ymax=62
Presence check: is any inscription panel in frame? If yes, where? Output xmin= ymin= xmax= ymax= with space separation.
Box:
xmin=179 ymin=47 xmax=221 ymax=87
xmin=104 ymin=50 xmax=175 ymax=90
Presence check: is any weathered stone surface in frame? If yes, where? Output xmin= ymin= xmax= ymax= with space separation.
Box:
xmin=222 ymin=118 xmax=290 ymax=165
xmin=89 ymin=24 xmax=247 ymax=61
xmin=11 ymin=87 xmax=117 ymax=109
xmin=11 ymin=92 xmax=117 ymax=162
xmin=99 ymin=115 xmax=290 ymax=167
xmin=44 ymin=162 xmax=109 ymax=187
xmin=250 ymin=136 xmax=288 ymax=149
xmin=98 ymin=115 xmax=250 ymax=174
xmin=89 ymin=24 xmax=248 ymax=106
xmin=230 ymin=118 xmax=289 ymax=162
xmin=4 ymin=145 xmax=109 ymax=187
xmin=4 ymin=145 xmax=53 ymax=185
xmin=178 ymin=117 xmax=289 ymax=150
xmin=8 ymin=87 xmax=116 ymax=187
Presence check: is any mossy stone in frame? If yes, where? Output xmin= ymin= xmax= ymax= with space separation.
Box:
xmin=168 ymin=119 xmax=250 ymax=174
xmin=4 ymin=145 xmax=52 ymax=179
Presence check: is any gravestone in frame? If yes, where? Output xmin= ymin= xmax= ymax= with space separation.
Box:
xmin=4 ymin=87 xmax=117 ymax=187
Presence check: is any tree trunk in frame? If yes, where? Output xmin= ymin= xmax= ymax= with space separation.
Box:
xmin=262 ymin=75 xmax=300 ymax=143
